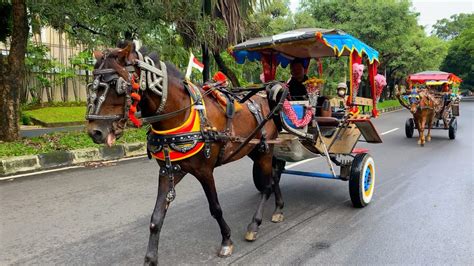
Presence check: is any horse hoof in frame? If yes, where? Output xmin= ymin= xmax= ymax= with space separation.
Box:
xmin=218 ymin=244 xmax=234 ymax=257
xmin=427 ymin=136 xmax=431 ymax=142
xmin=420 ymin=143 xmax=424 ymax=147
xmin=245 ymin=231 xmax=258 ymax=242
xmin=271 ymin=213 xmax=284 ymax=223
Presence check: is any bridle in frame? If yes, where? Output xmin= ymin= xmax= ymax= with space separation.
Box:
xmin=85 ymin=50 xmax=169 ymax=122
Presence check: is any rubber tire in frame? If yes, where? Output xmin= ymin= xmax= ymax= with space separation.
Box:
xmin=405 ymin=118 xmax=414 ymax=138
xmin=349 ymin=153 xmax=375 ymax=208
xmin=449 ymin=118 xmax=457 ymax=140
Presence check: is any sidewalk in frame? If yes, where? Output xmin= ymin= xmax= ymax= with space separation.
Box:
xmin=21 ymin=125 xmax=84 ymax=138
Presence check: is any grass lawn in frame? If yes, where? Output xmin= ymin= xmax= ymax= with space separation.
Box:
xmin=22 ymin=106 xmax=86 ymax=124
xmin=0 ymin=127 xmax=148 ymax=159
xmin=359 ymin=99 xmax=401 ymax=113
xmin=377 ymin=99 xmax=401 ymax=109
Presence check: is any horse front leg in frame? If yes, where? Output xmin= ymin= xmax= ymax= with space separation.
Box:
xmin=245 ymin=154 xmax=273 ymax=241
xmin=144 ymin=169 xmax=186 ymax=265
xmin=196 ymin=172 xmax=233 ymax=257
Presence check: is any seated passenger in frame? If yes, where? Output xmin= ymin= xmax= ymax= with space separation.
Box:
xmin=287 ymin=59 xmax=309 ymax=100
xmin=329 ymin=82 xmax=348 ymax=119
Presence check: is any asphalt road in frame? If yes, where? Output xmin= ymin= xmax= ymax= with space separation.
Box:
xmin=1 ymin=102 xmax=473 ymax=265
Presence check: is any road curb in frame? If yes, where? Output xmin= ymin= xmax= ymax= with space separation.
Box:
xmin=380 ymin=105 xmax=403 ymax=114
xmin=0 ymin=142 xmax=147 ymax=177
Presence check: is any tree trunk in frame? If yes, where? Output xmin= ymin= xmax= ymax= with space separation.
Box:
xmin=0 ymin=0 xmax=28 ymax=141
xmin=213 ymin=51 xmax=240 ymax=87
xmin=201 ymin=43 xmax=210 ymax=82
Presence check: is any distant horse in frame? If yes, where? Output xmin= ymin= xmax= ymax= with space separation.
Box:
xmin=85 ymin=42 xmax=285 ymax=265
xmin=397 ymin=89 xmax=440 ymax=146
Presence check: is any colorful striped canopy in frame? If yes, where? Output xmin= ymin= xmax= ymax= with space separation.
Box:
xmin=230 ymin=28 xmax=379 ymax=67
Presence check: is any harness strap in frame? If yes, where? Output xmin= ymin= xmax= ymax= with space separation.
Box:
xmin=247 ymin=99 xmax=269 ymax=153
xmin=221 ymin=84 xmax=289 ymax=163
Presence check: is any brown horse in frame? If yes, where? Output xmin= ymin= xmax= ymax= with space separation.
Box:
xmin=397 ymin=89 xmax=439 ymax=146
xmin=86 ymin=43 xmax=285 ymax=265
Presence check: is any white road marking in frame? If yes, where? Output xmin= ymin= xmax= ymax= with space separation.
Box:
xmin=286 ymin=158 xmax=316 ymax=169
xmin=0 ymin=155 xmax=147 ymax=181
xmin=381 ymin=128 xmax=399 ymax=135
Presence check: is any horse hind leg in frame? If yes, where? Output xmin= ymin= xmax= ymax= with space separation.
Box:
xmin=426 ymin=112 xmax=434 ymax=142
xmin=271 ymin=157 xmax=286 ymax=223
xmin=196 ymin=171 xmax=234 ymax=257
xmin=145 ymin=170 xmax=186 ymax=266
xmin=246 ymin=153 xmax=274 ymax=241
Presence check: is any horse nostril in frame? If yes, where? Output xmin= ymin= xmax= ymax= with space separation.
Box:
xmin=89 ymin=129 xmax=105 ymax=143
xmin=93 ymin=130 xmax=103 ymax=138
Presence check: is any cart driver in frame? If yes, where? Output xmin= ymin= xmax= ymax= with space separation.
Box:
xmin=288 ymin=59 xmax=309 ymax=100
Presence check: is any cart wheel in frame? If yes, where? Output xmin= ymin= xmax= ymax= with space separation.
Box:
xmin=449 ymin=117 xmax=457 ymax=140
xmin=405 ymin=118 xmax=414 ymax=138
xmin=349 ymin=153 xmax=375 ymax=208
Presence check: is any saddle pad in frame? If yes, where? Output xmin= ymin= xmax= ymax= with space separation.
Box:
xmin=207 ymin=88 xmax=242 ymax=113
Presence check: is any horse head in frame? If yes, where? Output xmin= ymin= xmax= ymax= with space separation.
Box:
xmin=405 ymin=90 xmax=421 ymax=114
xmin=86 ymin=43 xmax=138 ymax=146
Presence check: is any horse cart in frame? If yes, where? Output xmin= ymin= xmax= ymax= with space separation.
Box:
xmin=403 ymin=71 xmax=462 ymax=140
xmin=230 ymin=28 xmax=386 ymax=207
xmin=85 ymin=29 xmax=386 ymax=262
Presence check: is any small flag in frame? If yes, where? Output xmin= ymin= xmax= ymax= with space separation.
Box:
xmin=185 ymin=52 xmax=204 ymax=79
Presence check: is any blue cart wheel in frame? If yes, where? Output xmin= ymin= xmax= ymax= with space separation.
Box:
xmin=349 ymin=153 xmax=375 ymax=208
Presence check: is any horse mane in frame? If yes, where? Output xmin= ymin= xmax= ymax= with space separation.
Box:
xmin=117 ymin=40 xmax=184 ymax=80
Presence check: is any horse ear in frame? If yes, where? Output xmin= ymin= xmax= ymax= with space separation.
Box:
xmin=93 ymin=50 xmax=103 ymax=60
xmin=118 ymin=43 xmax=133 ymax=59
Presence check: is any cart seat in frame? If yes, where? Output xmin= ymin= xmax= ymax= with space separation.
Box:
xmin=315 ymin=117 xmax=339 ymax=127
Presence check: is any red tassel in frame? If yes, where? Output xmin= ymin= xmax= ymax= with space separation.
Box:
xmin=213 ymin=71 xmax=227 ymax=82
xmin=128 ymin=76 xmax=142 ymax=127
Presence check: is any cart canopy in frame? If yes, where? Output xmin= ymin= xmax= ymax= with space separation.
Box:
xmin=408 ymin=71 xmax=462 ymax=84
xmin=230 ymin=28 xmax=379 ymax=67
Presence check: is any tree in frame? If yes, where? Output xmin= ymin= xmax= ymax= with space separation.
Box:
xmin=299 ymin=0 xmax=448 ymax=98
xmin=441 ymin=18 xmax=474 ymax=89
xmin=0 ymin=0 xmax=28 ymax=141
xmin=432 ymin=13 xmax=474 ymax=40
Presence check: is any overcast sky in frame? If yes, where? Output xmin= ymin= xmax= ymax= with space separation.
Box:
xmin=289 ymin=0 xmax=474 ymax=34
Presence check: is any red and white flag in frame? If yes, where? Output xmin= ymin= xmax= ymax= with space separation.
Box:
xmin=185 ymin=52 xmax=204 ymax=79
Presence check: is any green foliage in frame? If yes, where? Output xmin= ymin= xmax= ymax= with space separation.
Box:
xmin=298 ymin=0 xmax=449 ymax=97
xmin=70 ymin=50 xmax=94 ymax=71
xmin=441 ymin=17 xmax=474 ymax=89
xmin=432 ymin=13 xmax=474 ymax=40
xmin=24 ymin=42 xmax=79 ymax=103
xmin=22 ymin=107 xmax=86 ymax=124
xmin=0 ymin=127 xmax=148 ymax=158
xmin=20 ymin=112 xmax=32 ymax=125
